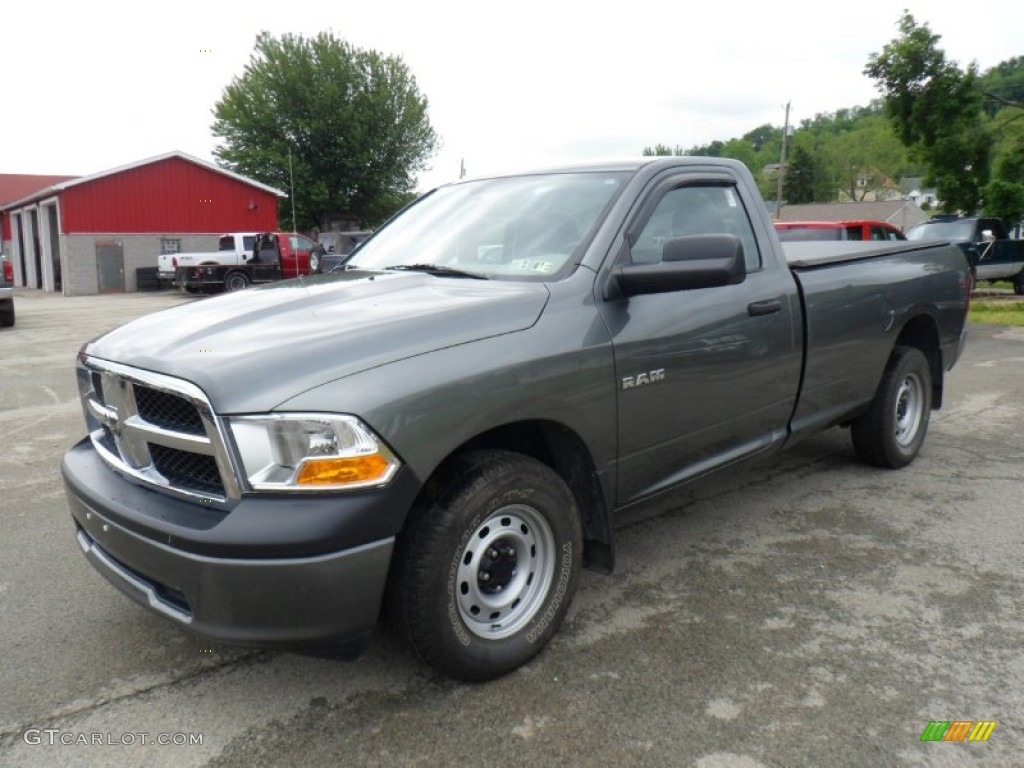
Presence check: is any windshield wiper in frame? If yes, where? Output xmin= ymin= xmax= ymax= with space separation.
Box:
xmin=383 ymin=264 xmax=489 ymax=280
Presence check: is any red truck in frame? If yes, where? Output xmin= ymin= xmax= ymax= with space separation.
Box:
xmin=175 ymin=231 xmax=323 ymax=292
xmin=775 ymin=220 xmax=906 ymax=242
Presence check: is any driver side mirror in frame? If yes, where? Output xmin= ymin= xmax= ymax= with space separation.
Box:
xmin=613 ymin=234 xmax=746 ymax=297
xmin=981 ymin=229 xmax=995 ymax=243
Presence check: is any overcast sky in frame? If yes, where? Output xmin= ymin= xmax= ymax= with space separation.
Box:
xmin=4 ymin=0 xmax=1022 ymax=192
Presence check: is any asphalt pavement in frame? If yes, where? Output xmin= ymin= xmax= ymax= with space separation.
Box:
xmin=0 ymin=288 xmax=1021 ymax=767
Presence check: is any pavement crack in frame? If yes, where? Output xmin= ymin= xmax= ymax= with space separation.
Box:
xmin=0 ymin=651 xmax=269 ymax=744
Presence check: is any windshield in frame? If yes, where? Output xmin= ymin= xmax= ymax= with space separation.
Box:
xmin=346 ymin=172 xmax=629 ymax=280
xmin=907 ymin=220 xmax=975 ymax=242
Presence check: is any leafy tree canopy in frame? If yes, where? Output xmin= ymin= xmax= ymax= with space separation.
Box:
xmin=212 ymin=31 xmax=439 ymax=230
xmin=865 ymin=12 xmax=1024 ymax=217
xmin=641 ymin=22 xmax=1024 ymax=224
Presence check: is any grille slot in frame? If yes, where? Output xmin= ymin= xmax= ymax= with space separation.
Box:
xmin=135 ymin=386 xmax=205 ymax=435
xmin=78 ymin=357 xmax=238 ymax=502
xmin=150 ymin=444 xmax=225 ymax=495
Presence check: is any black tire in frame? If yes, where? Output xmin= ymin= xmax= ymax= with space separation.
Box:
xmin=1013 ymin=274 xmax=1024 ymax=296
xmin=851 ymin=346 xmax=932 ymax=468
xmin=387 ymin=450 xmax=582 ymax=681
xmin=0 ymin=300 xmax=13 ymax=328
xmin=224 ymin=271 xmax=251 ymax=292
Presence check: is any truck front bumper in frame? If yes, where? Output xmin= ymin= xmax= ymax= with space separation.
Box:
xmin=63 ymin=440 xmax=419 ymax=647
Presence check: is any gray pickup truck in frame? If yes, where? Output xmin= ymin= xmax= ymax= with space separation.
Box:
xmin=63 ymin=158 xmax=970 ymax=681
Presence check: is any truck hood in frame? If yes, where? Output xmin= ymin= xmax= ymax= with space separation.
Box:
xmin=85 ymin=271 xmax=550 ymax=413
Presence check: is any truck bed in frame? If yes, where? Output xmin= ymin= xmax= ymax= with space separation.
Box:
xmin=781 ymin=240 xmax=952 ymax=268
xmin=783 ymin=239 xmax=970 ymax=440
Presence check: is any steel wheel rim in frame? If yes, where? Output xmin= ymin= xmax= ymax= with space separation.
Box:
xmin=894 ymin=372 xmax=924 ymax=447
xmin=309 ymin=254 xmax=319 ymax=273
xmin=227 ymin=275 xmax=246 ymax=291
xmin=456 ymin=504 xmax=555 ymax=640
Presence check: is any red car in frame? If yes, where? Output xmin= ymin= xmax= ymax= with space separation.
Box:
xmin=775 ymin=220 xmax=906 ymax=242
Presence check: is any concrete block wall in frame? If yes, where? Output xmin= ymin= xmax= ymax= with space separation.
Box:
xmin=63 ymin=234 xmax=219 ymax=295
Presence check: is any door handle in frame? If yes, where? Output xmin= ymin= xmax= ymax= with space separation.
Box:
xmin=748 ymin=298 xmax=782 ymax=317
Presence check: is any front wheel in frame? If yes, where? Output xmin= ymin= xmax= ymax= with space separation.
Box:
xmin=1013 ymin=274 xmax=1024 ymax=296
xmin=224 ymin=271 xmax=251 ymax=292
xmin=387 ymin=450 xmax=582 ymax=681
xmin=851 ymin=346 xmax=932 ymax=468
xmin=308 ymin=252 xmax=321 ymax=274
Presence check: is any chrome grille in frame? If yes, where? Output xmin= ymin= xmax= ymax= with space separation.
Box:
xmin=150 ymin=445 xmax=224 ymax=494
xmin=134 ymin=386 xmax=205 ymax=434
xmin=77 ymin=357 xmax=239 ymax=502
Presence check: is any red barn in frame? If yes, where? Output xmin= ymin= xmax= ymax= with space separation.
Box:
xmin=0 ymin=151 xmax=284 ymax=295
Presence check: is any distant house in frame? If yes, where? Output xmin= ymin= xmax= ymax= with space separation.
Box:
xmin=776 ymin=201 xmax=929 ymax=232
xmin=1 ymin=151 xmax=284 ymax=295
xmin=836 ymin=169 xmax=902 ymax=203
xmin=900 ymin=176 xmax=941 ymax=209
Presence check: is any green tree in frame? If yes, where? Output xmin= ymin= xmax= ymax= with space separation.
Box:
xmin=783 ymin=145 xmax=817 ymax=204
xmin=984 ymin=143 xmax=1024 ymax=225
xmin=822 ymin=116 xmax=912 ymax=201
xmin=980 ymin=56 xmax=1024 ymax=116
xmin=742 ymin=124 xmax=779 ymax=153
xmin=642 ymin=143 xmax=686 ymax=156
xmin=685 ymin=140 xmax=725 ymax=157
xmin=212 ymin=31 xmax=439 ymax=230
xmin=640 ymin=100 xmax=923 ymax=204
xmin=865 ymin=13 xmax=991 ymax=212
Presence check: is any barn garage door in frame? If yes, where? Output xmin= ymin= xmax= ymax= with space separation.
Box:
xmin=96 ymin=240 xmax=125 ymax=293
xmin=47 ymin=205 xmax=62 ymax=292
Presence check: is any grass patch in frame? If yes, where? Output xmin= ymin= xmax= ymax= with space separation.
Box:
xmin=969 ymin=299 xmax=1024 ymax=326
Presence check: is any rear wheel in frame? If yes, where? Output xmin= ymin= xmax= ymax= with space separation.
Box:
xmin=0 ymin=300 xmax=14 ymax=327
xmin=851 ymin=346 xmax=932 ymax=468
xmin=224 ymin=271 xmax=251 ymax=292
xmin=387 ymin=450 xmax=582 ymax=681
xmin=309 ymin=252 xmax=321 ymax=274
xmin=1013 ymin=273 xmax=1024 ymax=296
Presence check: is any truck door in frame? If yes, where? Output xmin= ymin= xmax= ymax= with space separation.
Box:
xmin=600 ymin=173 xmax=803 ymax=505
xmin=284 ymin=234 xmax=320 ymax=277
xmin=277 ymin=236 xmax=295 ymax=278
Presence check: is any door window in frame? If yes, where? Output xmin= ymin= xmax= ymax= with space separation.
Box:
xmin=631 ymin=184 xmax=761 ymax=270
xmin=289 ymin=235 xmax=317 ymax=252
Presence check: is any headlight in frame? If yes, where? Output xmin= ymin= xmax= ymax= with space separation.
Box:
xmin=228 ymin=414 xmax=400 ymax=491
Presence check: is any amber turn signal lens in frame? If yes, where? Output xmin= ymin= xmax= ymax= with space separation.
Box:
xmin=295 ymin=454 xmax=391 ymax=486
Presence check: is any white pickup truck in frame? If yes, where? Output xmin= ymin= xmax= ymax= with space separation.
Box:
xmin=157 ymin=233 xmax=258 ymax=286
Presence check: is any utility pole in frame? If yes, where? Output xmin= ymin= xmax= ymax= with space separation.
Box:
xmin=288 ymin=149 xmax=297 ymax=232
xmin=774 ymin=101 xmax=791 ymax=220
